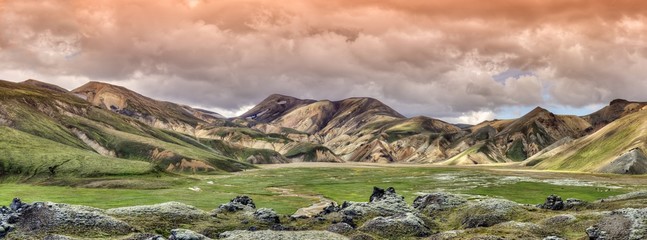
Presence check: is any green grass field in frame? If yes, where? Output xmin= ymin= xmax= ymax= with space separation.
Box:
xmin=1 ymin=165 xmax=641 ymax=215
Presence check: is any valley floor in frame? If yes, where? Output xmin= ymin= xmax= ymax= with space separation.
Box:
xmin=3 ymin=163 xmax=647 ymax=239
xmin=1 ymin=163 xmax=645 ymax=215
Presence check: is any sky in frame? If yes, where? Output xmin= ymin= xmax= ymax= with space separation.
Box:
xmin=1 ymin=0 xmax=647 ymax=124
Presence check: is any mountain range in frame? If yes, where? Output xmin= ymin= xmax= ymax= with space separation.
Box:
xmin=1 ymin=79 xmax=646 ymax=180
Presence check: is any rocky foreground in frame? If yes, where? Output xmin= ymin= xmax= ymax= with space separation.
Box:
xmin=1 ymin=188 xmax=647 ymax=240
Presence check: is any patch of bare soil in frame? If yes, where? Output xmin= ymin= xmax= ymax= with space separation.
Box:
xmin=266 ymin=187 xmax=332 ymax=217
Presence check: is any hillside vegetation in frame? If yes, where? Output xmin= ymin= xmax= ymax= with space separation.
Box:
xmin=527 ymin=109 xmax=647 ymax=173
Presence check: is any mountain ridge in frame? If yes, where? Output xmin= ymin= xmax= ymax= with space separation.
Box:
xmin=2 ymin=78 xmax=646 ymax=175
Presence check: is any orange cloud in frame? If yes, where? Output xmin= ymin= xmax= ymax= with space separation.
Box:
xmin=1 ymin=0 xmax=646 ymax=118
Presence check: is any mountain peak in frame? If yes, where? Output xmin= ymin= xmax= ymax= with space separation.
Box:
xmin=610 ymin=99 xmax=630 ymax=105
xmin=529 ymin=106 xmax=550 ymax=114
xmin=239 ymin=94 xmax=316 ymax=122
xmin=267 ymin=93 xmax=300 ymax=100
xmin=337 ymin=97 xmax=405 ymax=119
xmin=75 ymin=81 xmax=129 ymax=92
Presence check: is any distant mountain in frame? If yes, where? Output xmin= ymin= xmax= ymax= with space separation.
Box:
xmin=238 ymin=95 xmax=465 ymax=163
xmin=72 ymin=82 xmax=224 ymax=134
xmin=239 ymin=94 xmax=317 ymax=123
xmin=444 ymin=107 xmax=591 ymax=165
xmin=240 ymin=95 xmax=404 ymax=136
xmin=525 ymin=108 xmax=647 ymax=174
xmin=2 ymin=78 xmax=646 ymax=175
xmin=0 ymin=80 xmax=252 ymax=180
xmin=583 ymin=99 xmax=647 ymax=130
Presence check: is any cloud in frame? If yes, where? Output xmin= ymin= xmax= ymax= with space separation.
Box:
xmin=1 ymin=0 xmax=647 ymax=120
xmin=443 ymin=110 xmax=497 ymax=125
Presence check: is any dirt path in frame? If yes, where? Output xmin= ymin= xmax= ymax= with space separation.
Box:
xmin=266 ymin=187 xmax=333 ymax=217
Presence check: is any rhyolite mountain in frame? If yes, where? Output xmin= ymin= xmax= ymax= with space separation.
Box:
xmin=444 ymin=107 xmax=592 ymax=165
xmin=1 ymin=79 xmax=646 ymax=177
xmin=72 ymin=81 xmax=225 ymax=135
xmin=583 ymin=99 xmax=647 ymax=130
xmin=0 ymin=80 xmax=258 ymax=179
xmin=523 ymin=104 xmax=647 ymax=174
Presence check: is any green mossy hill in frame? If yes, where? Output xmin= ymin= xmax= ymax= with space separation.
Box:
xmin=0 ymin=80 xmax=251 ymax=180
xmin=532 ymin=109 xmax=647 ymax=173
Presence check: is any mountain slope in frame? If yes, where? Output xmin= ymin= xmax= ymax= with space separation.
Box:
xmin=4 ymin=78 xmax=647 ymax=174
xmin=239 ymin=94 xmax=316 ymax=123
xmin=0 ymin=80 xmax=251 ymax=180
xmin=525 ymin=109 xmax=647 ymax=173
xmin=495 ymin=107 xmax=591 ymax=160
xmin=583 ymin=99 xmax=647 ymax=130
xmin=0 ymin=126 xmax=153 ymax=179
xmin=72 ymin=82 xmax=223 ymax=134
xmin=241 ymin=95 xmax=405 ymax=137
xmin=20 ymin=79 xmax=69 ymax=93
xmin=444 ymin=107 xmax=591 ymax=164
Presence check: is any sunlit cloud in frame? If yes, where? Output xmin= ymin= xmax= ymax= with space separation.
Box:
xmin=1 ymin=0 xmax=646 ymax=120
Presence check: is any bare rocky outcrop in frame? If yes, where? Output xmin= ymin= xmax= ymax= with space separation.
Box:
xmin=358 ymin=213 xmax=431 ymax=238
xmin=458 ymin=198 xmax=522 ymax=229
xmin=213 ymin=196 xmax=256 ymax=214
xmin=168 ymin=229 xmax=210 ymax=240
xmin=327 ymin=222 xmax=353 ymax=234
xmin=599 ymin=148 xmax=647 ymax=174
xmin=1 ymin=199 xmax=132 ymax=239
xmin=70 ymin=128 xmax=116 ymax=157
xmin=413 ymin=192 xmax=466 ymax=214
xmin=588 ymin=208 xmax=647 ymax=240
xmin=3 ymin=187 xmax=645 ymax=239
xmin=253 ymin=208 xmax=280 ymax=224
xmin=107 ymin=202 xmax=209 ymax=222
xmin=340 ymin=187 xmax=413 ymax=218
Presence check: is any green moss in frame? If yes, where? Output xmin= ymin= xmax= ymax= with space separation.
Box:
xmin=284 ymin=143 xmax=334 ymax=161
xmin=506 ymin=139 xmax=527 ymax=161
xmin=0 ymin=127 xmax=153 ymax=179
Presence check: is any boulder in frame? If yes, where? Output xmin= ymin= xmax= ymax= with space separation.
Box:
xmin=107 ymin=202 xmax=209 ymax=222
xmin=591 ymin=208 xmax=647 ymax=240
xmin=538 ymin=194 xmax=564 ymax=210
xmin=168 ymin=229 xmax=211 ymax=240
xmin=585 ymin=225 xmax=608 ymax=240
xmin=369 ymin=186 xmax=396 ymax=202
xmin=253 ymin=208 xmax=280 ymax=224
xmin=459 ymin=199 xmax=521 ymax=229
xmin=14 ymin=202 xmax=132 ymax=237
xmin=358 ymin=213 xmax=430 ymax=238
xmin=317 ymin=202 xmax=342 ymax=216
xmin=214 ymin=196 xmax=256 ymax=214
xmin=412 ymin=192 xmax=466 ymax=213
xmin=341 ymin=187 xmax=413 ymax=218
xmin=219 ymin=230 xmax=348 ymax=240
xmin=327 ymin=222 xmax=353 ymax=234
xmin=9 ymin=198 xmax=25 ymax=212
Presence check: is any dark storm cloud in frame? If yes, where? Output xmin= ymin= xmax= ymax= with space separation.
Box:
xmin=1 ymin=0 xmax=646 ymax=123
